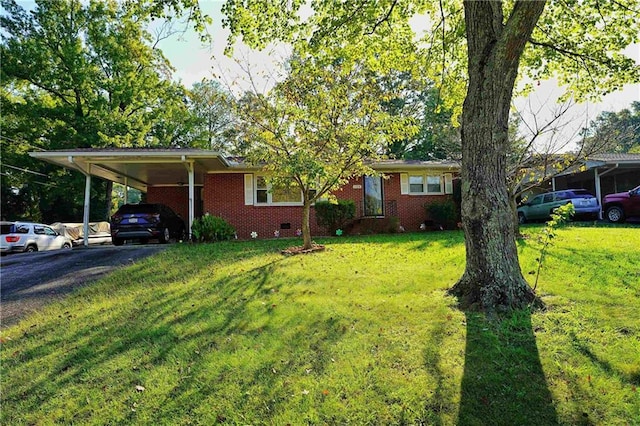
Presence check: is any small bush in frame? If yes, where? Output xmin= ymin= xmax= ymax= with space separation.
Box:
xmin=191 ymin=215 xmax=235 ymax=242
xmin=315 ymin=200 xmax=356 ymax=235
xmin=425 ymin=199 xmax=458 ymax=230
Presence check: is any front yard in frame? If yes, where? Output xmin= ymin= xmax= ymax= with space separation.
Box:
xmin=1 ymin=225 xmax=639 ymax=424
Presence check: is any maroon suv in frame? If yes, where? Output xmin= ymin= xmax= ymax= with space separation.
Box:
xmin=603 ymin=185 xmax=640 ymax=223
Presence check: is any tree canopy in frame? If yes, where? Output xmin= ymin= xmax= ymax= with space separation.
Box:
xmin=579 ymin=101 xmax=640 ymax=154
xmin=236 ymin=45 xmax=417 ymax=249
xmin=0 ymin=0 xmax=194 ymax=221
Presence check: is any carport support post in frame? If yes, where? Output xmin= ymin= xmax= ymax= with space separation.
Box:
xmin=187 ymin=162 xmax=194 ymax=240
xmin=83 ymin=170 xmax=91 ymax=247
xmin=594 ymin=168 xmax=602 ymax=220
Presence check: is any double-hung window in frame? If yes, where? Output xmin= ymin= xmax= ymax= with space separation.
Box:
xmin=246 ymin=174 xmax=303 ymax=206
xmin=409 ymin=175 xmax=424 ymax=193
xmin=426 ymin=176 xmax=442 ymax=193
xmin=401 ymin=173 xmax=453 ymax=195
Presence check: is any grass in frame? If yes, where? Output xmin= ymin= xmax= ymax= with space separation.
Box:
xmin=1 ymin=225 xmax=639 ymax=424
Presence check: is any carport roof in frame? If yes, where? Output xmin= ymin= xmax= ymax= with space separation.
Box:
xmin=29 ymin=148 xmax=462 ymax=192
xmin=29 ymin=148 xmax=238 ymax=192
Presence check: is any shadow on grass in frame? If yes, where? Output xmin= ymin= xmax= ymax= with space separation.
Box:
xmin=2 ymin=242 xmax=352 ymax=424
xmin=457 ymin=310 xmax=559 ymax=426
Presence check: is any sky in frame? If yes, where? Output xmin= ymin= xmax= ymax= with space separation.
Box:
xmin=155 ymin=1 xmax=639 ymax=150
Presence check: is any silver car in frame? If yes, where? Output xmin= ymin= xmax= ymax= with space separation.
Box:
xmin=1 ymin=221 xmax=73 ymax=254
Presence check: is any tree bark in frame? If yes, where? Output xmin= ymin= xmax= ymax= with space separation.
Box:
xmin=301 ymin=201 xmax=313 ymax=250
xmin=449 ymin=1 xmax=546 ymax=312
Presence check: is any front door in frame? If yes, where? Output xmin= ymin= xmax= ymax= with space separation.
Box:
xmin=364 ymin=176 xmax=384 ymax=217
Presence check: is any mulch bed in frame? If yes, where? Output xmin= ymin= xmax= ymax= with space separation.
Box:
xmin=280 ymin=243 xmax=326 ymax=256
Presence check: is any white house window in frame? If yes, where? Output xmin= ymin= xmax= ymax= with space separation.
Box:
xmin=252 ymin=175 xmax=303 ymax=206
xmin=409 ymin=175 xmax=424 ymax=193
xmin=426 ymin=175 xmax=442 ymax=193
xmin=256 ymin=176 xmax=269 ymax=203
xmin=401 ymin=173 xmax=452 ymax=195
xmin=272 ymin=185 xmax=302 ymax=203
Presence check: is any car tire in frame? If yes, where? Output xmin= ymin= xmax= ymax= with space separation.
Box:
xmin=518 ymin=212 xmax=526 ymax=224
xmin=113 ymin=238 xmax=124 ymax=246
xmin=605 ymin=206 xmax=625 ymax=223
xmin=25 ymin=245 xmax=38 ymax=253
xmin=62 ymin=243 xmax=72 ymax=250
xmin=160 ymin=227 xmax=170 ymax=244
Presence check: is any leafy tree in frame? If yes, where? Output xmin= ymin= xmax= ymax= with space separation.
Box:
xmin=0 ymin=0 xmax=191 ymax=222
xmin=236 ymin=47 xmax=416 ymax=250
xmin=579 ymin=101 xmax=640 ymax=154
xmin=217 ymin=0 xmax=639 ymax=311
xmin=185 ymin=79 xmax=237 ymax=151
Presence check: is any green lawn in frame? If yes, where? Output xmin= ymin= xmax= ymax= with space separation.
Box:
xmin=1 ymin=226 xmax=639 ymax=425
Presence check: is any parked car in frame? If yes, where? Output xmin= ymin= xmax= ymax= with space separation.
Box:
xmin=0 ymin=221 xmax=73 ymax=254
xmin=110 ymin=203 xmax=186 ymax=246
xmin=602 ymin=184 xmax=640 ymax=223
xmin=517 ymin=189 xmax=600 ymax=224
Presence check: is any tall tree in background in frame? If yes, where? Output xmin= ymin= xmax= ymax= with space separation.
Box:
xmin=186 ymin=79 xmax=237 ymax=151
xmin=218 ymin=0 xmax=639 ymax=312
xmin=0 ymin=0 xmax=189 ymax=222
xmin=579 ymin=101 xmax=640 ymax=154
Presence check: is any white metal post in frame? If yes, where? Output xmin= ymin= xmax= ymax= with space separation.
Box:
xmin=594 ymin=168 xmax=602 ymax=220
xmin=124 ymin=177 xmax=128 ymax=204
xmin=188 ymin=162 xmax=194 ymax=239
xmin=83 ymin=168 xmax=91 ymax=247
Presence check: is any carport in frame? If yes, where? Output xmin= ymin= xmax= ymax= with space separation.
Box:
xmin=551 ymin=153 xmax=640 ymax=218
xmin=29 ymin=149 xmax=233 ymax=246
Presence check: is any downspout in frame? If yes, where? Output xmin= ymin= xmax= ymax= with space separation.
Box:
xmin=68 ymin=156 xmax=92 ymax=247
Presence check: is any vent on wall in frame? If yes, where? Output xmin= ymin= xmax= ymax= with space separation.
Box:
xmin=280 ymin=223 xmax=291 ymax=229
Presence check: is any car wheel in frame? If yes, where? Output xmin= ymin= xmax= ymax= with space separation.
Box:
xmin=518 ymin=212 xmax=526 ymax=224
xmin=113 ymin=238 xmax=124 ymax=246
xmin=605 ymin=206 xmax=625 ymax=223
xmin=25 ymin=245 xmax=38 ymax=253
xmin=160 ymin=227 xmax=170 ymax=244
xmin=62 ymin=242 xmax=72 ymax=250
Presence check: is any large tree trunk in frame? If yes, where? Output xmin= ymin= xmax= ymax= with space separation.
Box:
xmin=449 ymin=1 xmax=546 ymax=312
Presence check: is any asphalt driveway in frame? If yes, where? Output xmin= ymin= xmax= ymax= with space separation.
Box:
xmin=0 ymin=244 xmax=167 ymax=328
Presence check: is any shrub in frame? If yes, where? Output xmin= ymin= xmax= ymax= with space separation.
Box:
xmin=191 ymin=215 xmax=235 ymax=242
xmin=425 ymin=199 xmax=458 ymax=230
xmin=315 ymin=200 xmax=356 ymax=235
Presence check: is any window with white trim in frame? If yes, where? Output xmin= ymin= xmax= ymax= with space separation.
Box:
xmin=401 ymin=172 xmax=453 ymax=195
xmin=426 ymin=175 xmax=442 ymax=193
xmin=253 ymin=175 xmax=303 ymax=206
xmin=409 ymin=175 xmax=424 ymax=193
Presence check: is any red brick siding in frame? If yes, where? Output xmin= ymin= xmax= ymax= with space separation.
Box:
xmin=147 ymin=186 xmax=189 ymax=220
xmin=203 ymin=173 xmax=322 ymax=240
xmin=199 ymin=173 xmax=455 ymax=239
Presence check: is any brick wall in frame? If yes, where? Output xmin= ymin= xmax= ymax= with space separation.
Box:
xmin=199 ymin=173 xmax=455 ymax=239
xmin=147 ymin=186 xmax=189 ymax=220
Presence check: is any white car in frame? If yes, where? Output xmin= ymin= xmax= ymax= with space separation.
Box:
xmin=0 ymin=221 xmax=73 ymax=254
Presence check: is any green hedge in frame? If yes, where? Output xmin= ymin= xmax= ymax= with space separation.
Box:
xmin=315 ymin=200 xmax=356 ymax=234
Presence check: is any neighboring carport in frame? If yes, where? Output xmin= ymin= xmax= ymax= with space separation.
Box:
xmin=29 ymin=148 xmax=233 ymax=246
xmin=551 ymin=153 xmax=640 ymax=218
